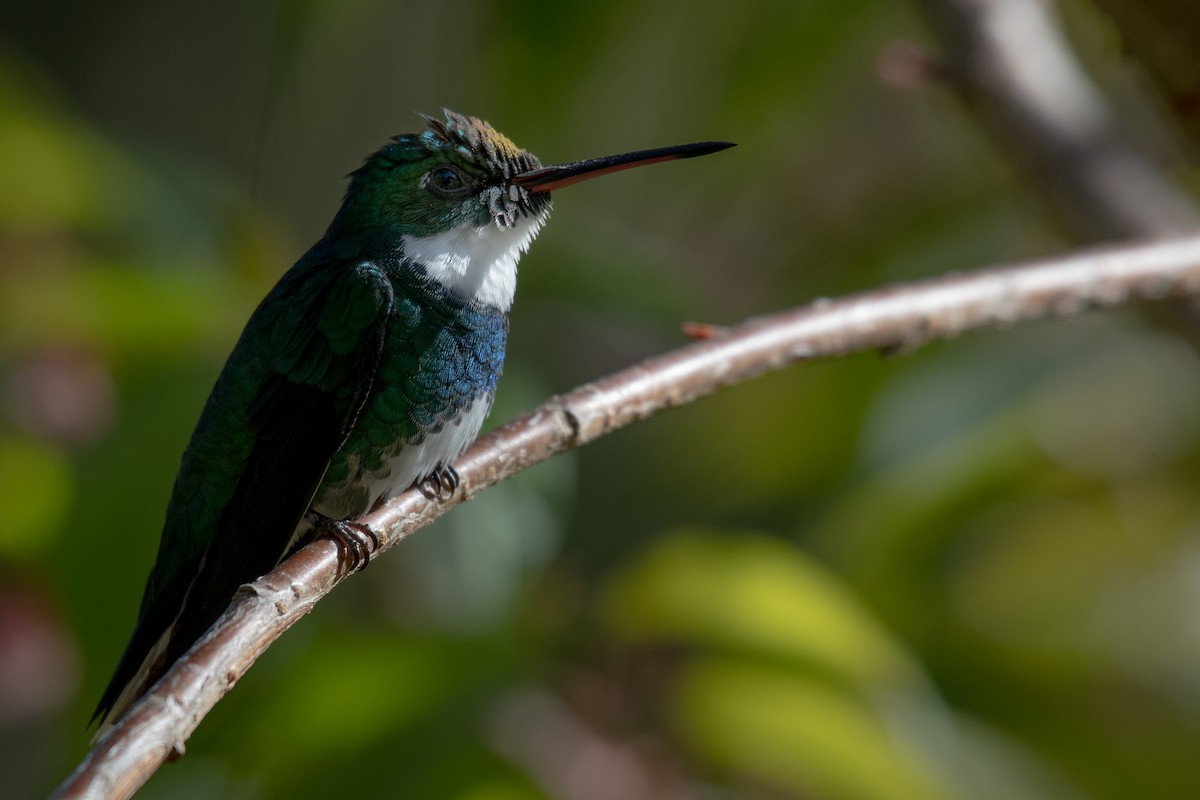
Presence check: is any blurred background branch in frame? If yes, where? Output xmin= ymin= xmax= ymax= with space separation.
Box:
xmin=911 ymin=0 xmax=1198 ymax=240
xmin=906 ymin=0 xmax=1200 ymax=380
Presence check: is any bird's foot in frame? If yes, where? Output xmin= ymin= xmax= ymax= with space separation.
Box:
xmin=310 ymin=513 xmax=380 ymax=573
xmin=418 ymin=464 xmax=460 ymax=501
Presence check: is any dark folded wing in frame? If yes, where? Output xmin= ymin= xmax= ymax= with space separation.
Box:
xmin=93 ymin=258 xmax=393 ymax=726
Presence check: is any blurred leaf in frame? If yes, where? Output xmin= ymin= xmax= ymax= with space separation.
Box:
xmin=0 ymin=62 xmax=124 ymax=233
xmin=674 ymin=656 xmax=953 ymax=800
xmin=241 ymin=633 xmax=488 ymax=766
xmin=1025 ymin=335 xmax=1200 ymax=477
xmin=1 ymin=262 xmax=246 ymax=355
xmin=214 ymin=628 xmax=535 ymax=800
xmin=645 ymin=365 xmax=870 ymax=512
xmin=949 ymin=498 xmax=1134 ymax=653
xmin=453 ymin=780 xmax=545 ymax=800
xmin=811 ymin=389 xmax=1042 ymax=634
xmin=0 ymin=437 xmax=71 ymax=559
xmin=602 ymin=529 xmax=920 ymax=691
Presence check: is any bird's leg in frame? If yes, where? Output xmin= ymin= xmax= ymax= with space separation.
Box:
xmin=417 ymin=464 xmax=460 ymax=501
xmin=308 ymin=512 xmax=380 ymax=573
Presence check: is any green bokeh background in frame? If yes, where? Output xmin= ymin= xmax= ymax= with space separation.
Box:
xmin=3 ymin=1 xmax=1200 ymax=798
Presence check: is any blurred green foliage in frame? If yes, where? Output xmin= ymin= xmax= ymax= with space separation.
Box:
xmin=2 ymin=1 xmax=1200 ymax=798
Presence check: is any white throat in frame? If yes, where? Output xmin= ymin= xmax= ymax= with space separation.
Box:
xmin=402 ymin=211 xmax=548 ymax=311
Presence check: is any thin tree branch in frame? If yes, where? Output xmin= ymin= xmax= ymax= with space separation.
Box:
xmin=54 ymin=234 xmax=1200 ymax=800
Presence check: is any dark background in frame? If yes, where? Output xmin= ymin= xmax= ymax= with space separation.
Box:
xmin=4 ymin=1 xmax=1200 ymax=798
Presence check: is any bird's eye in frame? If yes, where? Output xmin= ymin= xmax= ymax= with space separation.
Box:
xmin=426 ymin=166 xmax=471 ymax=198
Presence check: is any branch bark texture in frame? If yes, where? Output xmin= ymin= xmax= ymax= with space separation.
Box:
xmin=55 ymin=235 xmax=1200 ymax=800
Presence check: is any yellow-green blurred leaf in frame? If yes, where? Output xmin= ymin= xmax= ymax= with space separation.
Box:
xmin=601 ymin=529 xmax=919 ymax=690
xmin=0 ymin=60 xmax=135 ymax=233
xmin=0 ymin=437 xmax=71 ymax=558
xmin=1 ymin=264 xmax=245 ymax=354
xmin=453 ymin=779 xmax=545 ymax=800
xmin=675 ymin=657 xmax=953 ymax=800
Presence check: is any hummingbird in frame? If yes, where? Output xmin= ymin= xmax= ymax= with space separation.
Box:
xmin=92 ymin=109 xmax=732 ymax=735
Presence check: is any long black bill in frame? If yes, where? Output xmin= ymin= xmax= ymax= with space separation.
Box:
xmin=514 ymin=141 xmax=735 ymax=193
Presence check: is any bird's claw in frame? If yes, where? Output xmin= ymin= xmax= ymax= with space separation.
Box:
xmin=313 ymin=516 xmax=380 ymax=574
xmin=418 ymin=464 xmax=460 ymax=500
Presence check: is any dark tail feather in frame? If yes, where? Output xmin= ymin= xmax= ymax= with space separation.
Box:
xmin=90 ymin=608 xmax=175 ymax=732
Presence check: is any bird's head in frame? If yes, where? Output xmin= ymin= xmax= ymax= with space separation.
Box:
xmin=327 ymin=109 xmax=732 ymax=308
xmin=334 ymin=109 xmax=550 ymax=240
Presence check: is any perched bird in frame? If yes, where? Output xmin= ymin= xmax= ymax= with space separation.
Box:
xmin=92 ymin=109 xmax=732 ymax=735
